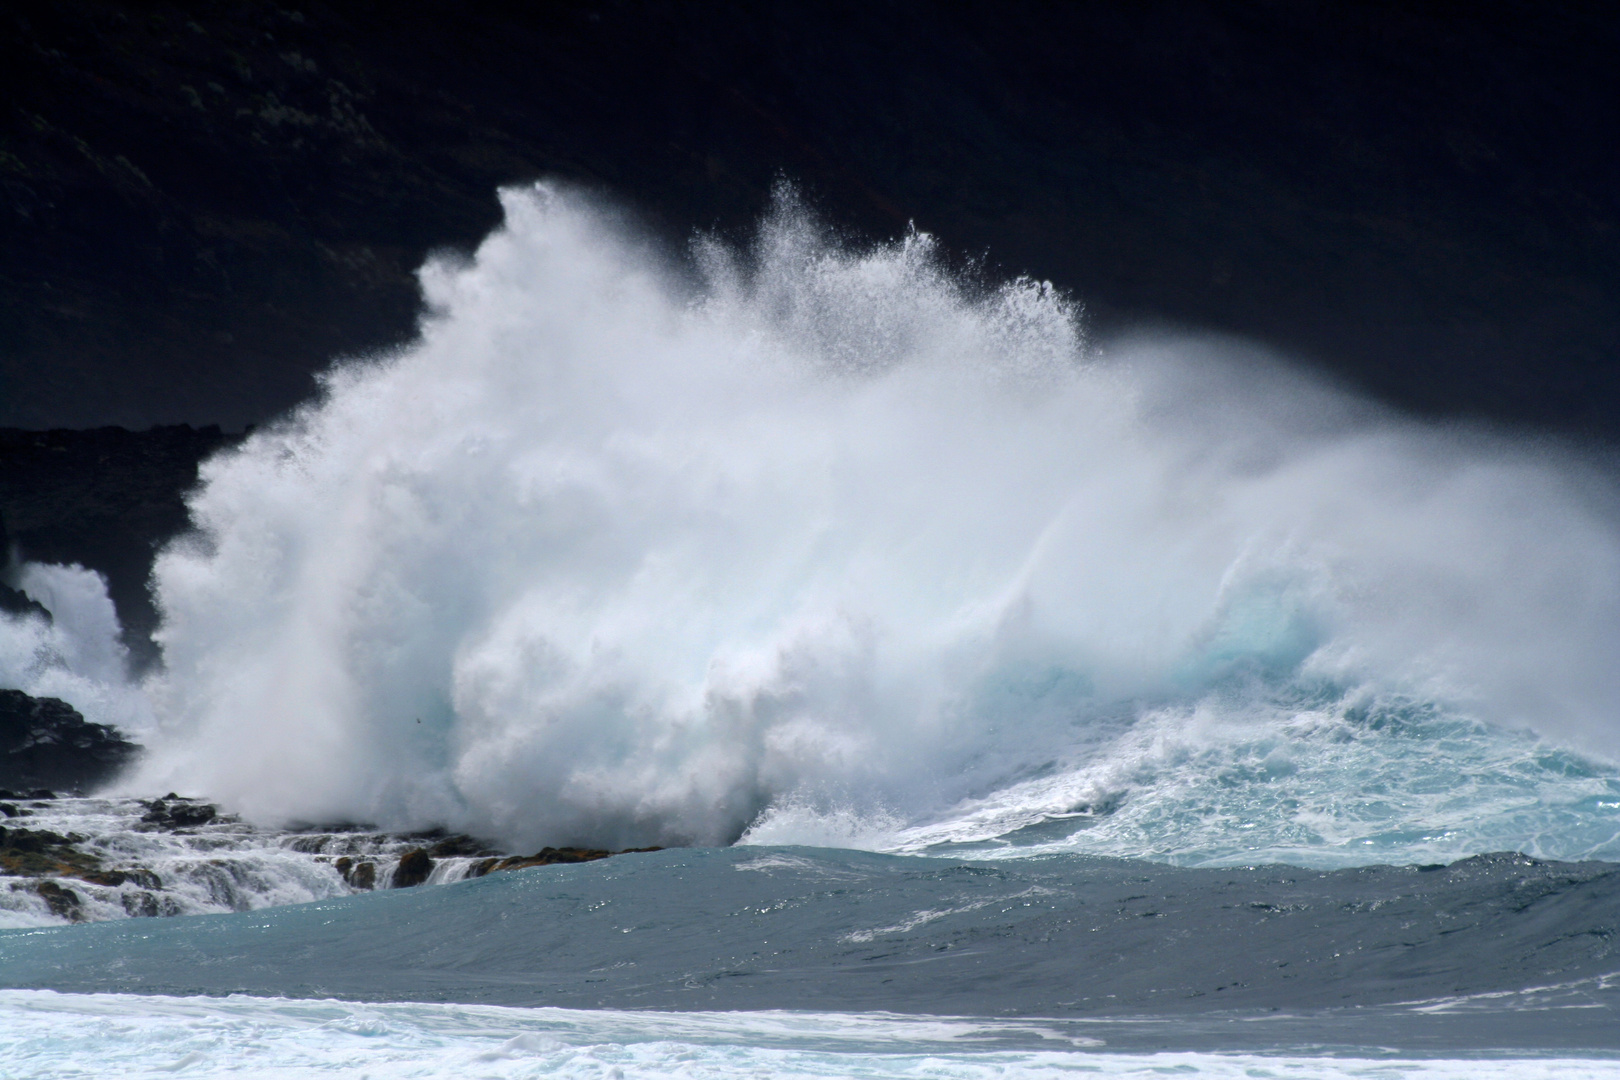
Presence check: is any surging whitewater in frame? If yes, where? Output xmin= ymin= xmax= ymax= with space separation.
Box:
xmin=100 ymin=184 xmax=1620 ymax=864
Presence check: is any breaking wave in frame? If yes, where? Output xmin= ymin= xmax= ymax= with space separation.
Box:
xmin=114 ymin=184 xmax=1620 ymax=864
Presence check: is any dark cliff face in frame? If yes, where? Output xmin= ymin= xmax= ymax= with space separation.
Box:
xmin=0 ymin=689 xmax=139 ymax=793
xmin=0 ymin=425 xmax=238 ymax=669
xmin=1 ymin=2 xmax=1617 ymax=439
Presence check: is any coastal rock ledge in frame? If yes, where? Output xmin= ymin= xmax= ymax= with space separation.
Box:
xmin=0 ymin=689 xmax=140 ymax=794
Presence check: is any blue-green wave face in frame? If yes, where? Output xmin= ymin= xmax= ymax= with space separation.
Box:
xmin=744 ymin=565 xmax=1620 ymax=868
xmin=5 ymin=185 xmax=1618 ymax=873
xmin=847 ymin=679 xmax=1620 ymax=868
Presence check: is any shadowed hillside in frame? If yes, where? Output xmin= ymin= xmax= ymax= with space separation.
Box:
xmin=1 ymin=1 xmax=1616 ymax=437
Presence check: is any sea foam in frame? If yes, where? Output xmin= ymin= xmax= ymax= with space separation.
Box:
xmin=7 ymin=991 xmax=1616 ymax=1078
xmin=0 ymin=562 xmax=153 ymax=739
xmin=116 ymin=184 xmax=1620 ymax=858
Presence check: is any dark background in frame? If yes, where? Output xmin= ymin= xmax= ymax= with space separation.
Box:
xmin=3 ymin=0 xmax=1617 ymax=439
xmin=2 ymin=1 xmax=1618 ymax=667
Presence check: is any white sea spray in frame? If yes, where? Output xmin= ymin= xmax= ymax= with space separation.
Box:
xmin=113 ymin=184 xmax=1620 ymax=857
xmin=0 ymin=563 xmax=153 ymax=739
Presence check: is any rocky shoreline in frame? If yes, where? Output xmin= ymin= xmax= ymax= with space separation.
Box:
xmin=0 ymin=688 xmax=140 ymax=795
xmin=0 ymin=789 xmax=659 ymax=926
xmin=0 ymin=557 xmax=671 ymax=927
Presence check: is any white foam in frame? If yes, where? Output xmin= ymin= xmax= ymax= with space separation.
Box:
xmin=120 ymin=184 xmax=1620 ymax=858
xmin=0 ymin=796 xmax=470 ymax=929
xmin=0 ymin=563 xmax=153 ymax=740
xmin=2 ymin=990 xmax=1616 ymax=1079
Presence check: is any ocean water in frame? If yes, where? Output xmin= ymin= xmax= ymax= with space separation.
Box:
xmin=4 ymin=184 xmax=1620 ymax=1072
xmin=9 ymin=990 xmax=1619 ymax=1079
xmin=4 ymin=844 xmax=1620 ymax=1075
xmin=4 ymin=845 xmax=1620 ymax=1017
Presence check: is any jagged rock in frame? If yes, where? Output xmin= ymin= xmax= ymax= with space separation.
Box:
xmin=466 ymin=846 xmax=660 ymax=878
xmin=0 ymin=690 xmax=140 ymax=794
xmin=0 ymin=520 xmax=49 ymax=626
xmin=334 ymin=856 xmax=377 ymax=890
xmin=34 ymin=880 xmax=83 ymax=921
xmin=0 ymin=824 xmax=104 ymax=884
xmin=0 ymin=582 xmax=50 ymax=623
xmin=0 ymin=825 xmax=75 ymax=852
xmin=118 ymin=889 xmax=180 ymax=918
xmin=78 ymin=867 xmax=161 ymax=889
xmin=426 ymin=834 xmax=498 ymax=858
xmin=138 ymin=796 xmax=217 ymax=829
xmin=390 ymin=849 xmax=434 ymax=889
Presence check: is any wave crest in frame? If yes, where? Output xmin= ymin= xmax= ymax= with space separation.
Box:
xmin=134 ymin=184 xmax=1620 ymax=859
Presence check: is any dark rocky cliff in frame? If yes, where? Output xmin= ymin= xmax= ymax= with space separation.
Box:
xmin=2 ymin=2 xmax=1616 ymax=439
xmin=0 ymin=425 xmax=237 ymax=669
xmin=0 ymin=3 xmax=1615 ymax=666
xmin=0 ymin=689 xmax=138 ymax=793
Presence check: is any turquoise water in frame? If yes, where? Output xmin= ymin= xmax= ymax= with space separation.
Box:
xmin=3 ymin=844 xmax=1619 ymax=1057
xmin=853 ymin=685 xmax=1620 ymax=869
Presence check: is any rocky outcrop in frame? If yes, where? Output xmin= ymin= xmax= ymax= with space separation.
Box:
xmin=0 ymin=792 xmax=664 ymax=925
xmin=0 ymin=581 xmax=50 ymax=623
xmin=334 ymin=856 xmax=377 ymax=890
xmin=138 ymin=795 xmax=217 ymax=829
xmin=0 ymin=819 xmax=157 ymax=898
xmin=419 ymin=834 xmax=496 ymax=859
xmin=0 ymin=689 xmax=139 ymax=794
xmin=0 ymin=426 xmax=240 ymax=668
xmin=467 ymin=846 xmax=663 ymax=878
xmin=34 ymin=879 xmax=82 ymax=921
xmin=389 ymin=848 xmax=434 ymax=889
xmin=326 ymin=838 xmax=663 ymax=892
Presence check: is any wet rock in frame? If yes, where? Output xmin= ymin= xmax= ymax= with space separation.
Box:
xmin=287 ymin=833 xmax=341 ymax=854
xmin=35 ymin=880 xmax=83 ymax=921
xmin=334 ymin=856 xmax=377 ymax=890
xmin=426 ymin=834 xmax=498 ymax=858
xmin=79 ymin=867 xmax=161 ymax=890
xmin=0 ymin=690 xmax=140 ymax=794
xmin=0 ymin=803 xmax=18 ymax=817
xmin=0 ymin=826 xmax=75 ymax=853
xmin=119 ymin=889 xmax=180 ymax=918
xmin=466 ymin=846 xmax=658 ymax=878
xmin=389 ymin=848 xmax=433 ymax=888
xmin=0 ymin=824 xmax=104 ymax=883
xmin=139 ymin=796 xmax=218 ymax=829
xmin=0 ymin=582 xmax=50 ymax=623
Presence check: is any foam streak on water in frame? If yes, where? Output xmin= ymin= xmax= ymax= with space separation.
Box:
xmin=3 ymin=991 xmax=1617 ymax=1079
xmin=95 ymin=182 xmax=1620 ymax=864
xmin=0 ymin=563 xmax=154 ymax=738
